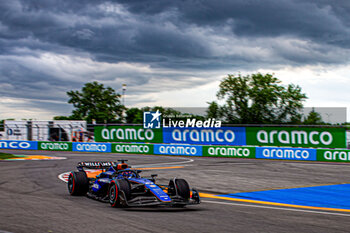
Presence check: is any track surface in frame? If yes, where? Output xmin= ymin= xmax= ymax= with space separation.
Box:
xmin=1 ymin=150 xmax=350 ymax=233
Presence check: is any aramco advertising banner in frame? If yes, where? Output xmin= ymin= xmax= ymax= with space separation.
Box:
xmin=317 ymin=149 xmax=350 ymax=162
xmin=0 ymin=140 xmax=38 ymax=150
xmin=94 ymin=125 xmax=346 ymax=148
xmin=111 ymin=143 xmax=154 ymax=155
xmin=202 ymin=145 xmax=255 ymax=158
xmin=38 ymin=141 xmax=72 ymax=151
xmin=256 ymin=147 xmax=317 ymax=161
xmin=94 ymin=126 xmax=163 ymax=143
xmin=162 ymin=127 xmax=246 ymax=145
xmin=246 ymin=127 xmax=346 ymax=148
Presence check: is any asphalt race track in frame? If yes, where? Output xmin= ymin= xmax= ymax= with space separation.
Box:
xmin=1 ymin=150 xmax=350 ymax=233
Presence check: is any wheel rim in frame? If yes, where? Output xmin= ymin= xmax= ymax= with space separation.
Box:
xmin=109 ymin=184 xmax=118 ymax=206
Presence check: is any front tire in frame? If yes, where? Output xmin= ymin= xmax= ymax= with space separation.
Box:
xmin=109 ymin=179 xmax=131 ymax=208
xmin=169 ymin=178 xmax=191 ymax=207
xmin=68 ymin=171 xmax=89 ymax=196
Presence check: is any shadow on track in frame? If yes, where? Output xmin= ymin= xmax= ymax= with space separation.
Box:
xmin=122 ymin=207 xmax=205 ymax=213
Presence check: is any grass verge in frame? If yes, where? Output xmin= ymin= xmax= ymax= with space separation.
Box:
xmin=0 ymin=152 xmax=16 ymax=160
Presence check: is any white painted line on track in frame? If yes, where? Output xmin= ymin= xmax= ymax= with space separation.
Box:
xmin=132 ymin=158 xmax=194 ymax=168
xmin=203 ymin=200 xmax=350 ymax=217
xmin=205 ymin=169 xmax=249 ymax=173
xmin=58 ymin=172 xmax=70 ymax=183
xmin=287 ymin=163 xmax=350 ymax=167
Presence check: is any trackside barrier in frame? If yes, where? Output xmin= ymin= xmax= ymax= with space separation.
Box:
xmin=39 ymin=141 xmax=72 ymax=151
xmin=317 ymin=149 xmax=350 ymax=162
xmin=94 ymin=126 xmax=347 ymax=148
xmin=111 ymin=143 xmax=153 ymax=155
xmin=73 ymin=142 xmax=111 ymax=153
xmin=0 ymin=140 xmax=37 ymax=150
xmin=154 ymin=144 xmax=202 ymax=156
xmin=1 ymin=140 xmax=350 ymax=163
xmin=203 ymin=145 xmax=255 ymax=158
xmin=256 ymin=147 xmax=316 ymax=161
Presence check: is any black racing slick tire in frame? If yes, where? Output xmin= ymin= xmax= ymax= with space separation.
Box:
xmin=169 ymin=179 xmax=190 ymax=200
xmin=175 ymin=179 xmax=190 ymax=200
xmin=68 ymin=171 xmax=89 ymax=196
xmin=109 ymin=179 xmax=131 ymax=208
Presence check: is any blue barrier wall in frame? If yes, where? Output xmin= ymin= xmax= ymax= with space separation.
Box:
xmin=0 ymin=140 xmax=337 ymax=163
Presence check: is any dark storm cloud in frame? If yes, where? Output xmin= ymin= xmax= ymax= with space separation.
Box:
xmin=2 ymin=0 xmax=350 ymax=65
xmin=117 ymin=0 xmax=350 ymax=43
xmin=1 ymin=0 xmax=350 ymax=118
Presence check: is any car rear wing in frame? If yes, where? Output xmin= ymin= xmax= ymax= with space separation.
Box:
xmin=77 ymin=161 xmax=118 ymax=170
xmin=77 ymin=160 xmax=130 ymax=170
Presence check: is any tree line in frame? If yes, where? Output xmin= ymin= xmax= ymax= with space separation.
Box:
xmin=51 ymin=73 xmax=330 ymax=125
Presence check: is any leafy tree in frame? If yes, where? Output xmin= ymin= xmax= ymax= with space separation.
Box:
xmin=125 ymin=106 xmax=205 ymax=123
xmin=303 ymin=108 xmax=324 ymax=125
xmin=125 ymin=108 xmax=143 ymax=124
xmin=217 ymin=73 xmax=307 ymax=124
xmin=67 ymin=81 xmax=124 ymax=123
xmin=53 ymin=116 xmax=72 ymax=120
xmin=0 ymin=119 xmax=15 ymax=131
xmin=206 ymin=101 xmax=221 ymax=119
xmin=149 ymin=106 xmax=205 ymax=121
xmin=0 ymin=120 xmax=4 ymax=131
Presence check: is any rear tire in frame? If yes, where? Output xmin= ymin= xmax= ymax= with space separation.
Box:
xmin=109 ymin=179 xmax=131 ymax=208
xmin=68 ymin=171 xmax=89 ymax=196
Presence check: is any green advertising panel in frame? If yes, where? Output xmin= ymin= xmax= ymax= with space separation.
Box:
xmin=94 ymin=126 xmax=163 ymax=143
xmin=111 ymin=143 xmax=154 ymax=154
xmin=246 ymin=127 xmax=346 ymax=148
xmin=38 ymin=141 xmax=72 ymax=151
xmin=317 ymin=149 xmax=350 ymax=162
xmin=203 ymin=145 xmax=255 ymax=158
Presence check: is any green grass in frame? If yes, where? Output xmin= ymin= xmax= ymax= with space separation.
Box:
xmin=0 ymin=152 xmax=16 ymax=160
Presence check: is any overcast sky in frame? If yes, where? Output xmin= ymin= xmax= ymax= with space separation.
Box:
xmin=1 ymin=0 xmax=350 ymax=121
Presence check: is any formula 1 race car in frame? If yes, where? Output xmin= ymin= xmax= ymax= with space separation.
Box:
xmin=67 ymin=160 xmax=200 ymax=208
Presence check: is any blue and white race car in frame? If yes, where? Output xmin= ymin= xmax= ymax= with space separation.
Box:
xmin=68 ymin=160 xmax=200 ymax=207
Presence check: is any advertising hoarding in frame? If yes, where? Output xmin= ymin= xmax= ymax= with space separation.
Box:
xmin=38 ymin=141 xmax=72 ymax=151
xmin=154 ymin=144 xmax=202 ymax=156
xmin=317 ymin=149 xmax=350 ymax=162
xmin=111 ymin=143 xmax=153 ymax=154
xmin=256 ymin=147 xmax=317 ymax=161
xmin=73 ymin=142 xmax=111 ymax=153
xmin=246 ymin=127 xmax=346 ymax=148
xmin=94 ymin=126 xmax=163 ymax=143
xmin=0 ymin=140 xmax=38 ymax=150
xmin=203 ymin=145 xmax=255 ymax=158
xmin=163 ymin=127 xmax=246 ymax=145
